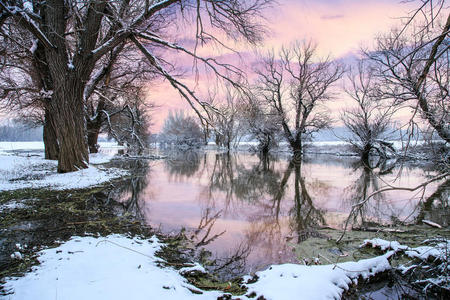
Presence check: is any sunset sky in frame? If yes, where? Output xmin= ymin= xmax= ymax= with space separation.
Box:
xmin=148 ymin=0 xmax=417 ymax=131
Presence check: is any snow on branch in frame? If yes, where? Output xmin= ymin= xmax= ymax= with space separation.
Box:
xmin=0 ymin=1 xmax=55 ymax=49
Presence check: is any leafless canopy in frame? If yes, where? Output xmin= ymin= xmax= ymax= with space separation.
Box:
xmin=0 ymin=0 xmax=272 ymax=172
xmin=341 ymin=60 xmax=396 ymax=160
xmin=366 ymin=0 xmax=449 ymax=143
xmin=253 ymin=40 xmax=344 ymax=153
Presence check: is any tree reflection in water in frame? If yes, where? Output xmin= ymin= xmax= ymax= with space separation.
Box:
xmin=288 ymin=161 xmax=326 ymax=243
xmin=113 ymin=158 xmax=151 ymax=221
xmin=196 ymin=153 xmax=331 ymax=271
xmin=164 ymin=150 xmax=204 ymax=181
xmin=118 ymin=151 xmax=445 ymax=277
xmin=416 ymin=179 xmax=449 ymax=227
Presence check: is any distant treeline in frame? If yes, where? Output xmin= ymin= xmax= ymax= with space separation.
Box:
xmin=0 ymin=123 xmax=43 ymax=141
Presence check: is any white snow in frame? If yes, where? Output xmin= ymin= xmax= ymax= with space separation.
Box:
xmin=179 ymin=263 xmax=207 ymax=275
xmin=0 ymin=200 xmax=28 ymax=212
xmin=245 ymin=252 xmax=393 ymax=300
xmin=0 ymin=141 xmax=44 ymax=152
xmin=1 ymin=234 xmax=398 ymax=300
xmin=29 ymin=39 xmax=38 ymax=54
xmin=405 ymin=241 xmax=450 ymax=261
xmin=1 ymin=235 xmax=222 ymax=300
xmin=0 ymin=153 xmax=126 ymax=191
xmin=361 ymin=238 xmax=409 ymax=252
xmin=362 ymin=238 xmax=450 ymax=262
xmin=89 ymin=152 xmax=116 ymax=164
xmin=23 ymin=1 xmax=33 ymax=12
xmin=67 ymin=60 xmax=75 ymax=70
xmin=0 ymin=141 xmax=122 ymax=152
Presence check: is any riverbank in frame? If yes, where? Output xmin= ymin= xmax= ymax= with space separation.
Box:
xmin=0 ymin=144 xmax=448 ymax=299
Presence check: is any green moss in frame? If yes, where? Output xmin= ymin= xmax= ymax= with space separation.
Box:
xmin=184 ymin=274 xmax=247 ymax=295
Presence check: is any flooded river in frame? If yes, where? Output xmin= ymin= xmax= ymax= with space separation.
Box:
xmin=114 ymin=150 xmax=448 ymax=275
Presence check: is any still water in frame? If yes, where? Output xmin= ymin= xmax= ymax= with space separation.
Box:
xmin=115 ymin=150 xmax=447 ymax=275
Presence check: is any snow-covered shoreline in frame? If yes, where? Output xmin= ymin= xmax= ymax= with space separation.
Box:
xmin=1 ymin=235 xmax=401 ymax=300
xmin=5 ymin=234 xmax=446 ymax=300
xmin=0 ymin=141 xmax=123 ymax=152
xmin=0 ymin=148 xmax=126 ymax=191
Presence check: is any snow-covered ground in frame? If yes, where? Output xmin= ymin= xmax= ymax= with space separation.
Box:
xmin=2 ymin=235 xmax=400 ymax=300
xmin=2 ymin=235 xmax=222 ymax=300
xmin=4 ymin=236 xmax=446 ymax=299
xmin=0 ymin=148 xmax=126 ymax=191
xmin=0 ymin=141 xmax=122 ymax=153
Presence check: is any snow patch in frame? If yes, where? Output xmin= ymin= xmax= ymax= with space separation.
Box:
xmin=88 ymin=152 xmax=116 ymax=164
xmin=0 ymin=154 xmax=127 ymax=191
xmin=405 ymin=241 xmax=450 ymax=261
xmin=1 ymin=234 xmax=399 ymax=300
xmin=0 ymin=200 xmax=28 ymax=212
xmin=245 ymin=252 xmax=393 ymax=300
xmin=361 ymin=238 xmax=409 ymax=252
xmin=2 ymin=235 xmax=222 ymax=300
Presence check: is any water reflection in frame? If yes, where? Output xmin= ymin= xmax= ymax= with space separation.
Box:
xmin=116 ymin=150 xmax=444 ymax=275
xmin=111 ymin=159 xmax=150 ymax=221
xmin=287 ymin=161 xmax=326 ymax=243
xmin=416 ymin=179 xmax=449 ymax=227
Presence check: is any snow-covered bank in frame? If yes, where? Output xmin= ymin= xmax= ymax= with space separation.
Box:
xmin=3 ymin=234 xmax=448 ymax=299
xmin=0 ymin=152 xmax=126 ymax=191
xmin=245 ymin=253 xmax=393 ymax=300
xmin=2 ymin=235 xmax=399 ymax=300
xmin=1 ymin=235 xmax=222 ymax=300
xmin=0 ymin=141 xmax=123 ymax=153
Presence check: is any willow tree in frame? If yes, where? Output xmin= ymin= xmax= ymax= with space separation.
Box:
xmin=0 ymin=0 xmax=271 ymax=172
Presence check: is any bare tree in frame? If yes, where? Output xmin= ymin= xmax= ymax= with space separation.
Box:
xmin=161 ymin=110 xmax=204 ymax=147
xmin=207 ymin=85 xmax=246 ymax=152
xmin=253 ymin=41 xmax=344 ymax=156
xmin=336 ymin=0 xmax=449 ymax=244
xmin=85 ymin=47 xmax=156 ymax=153
xmin=244 ymin=94 xmax=281 ymax=155
xmin=366 ymin=3 xmax=449 ymax=143
xmin=0 ymin=0 xmax=272 ymax=172
xmin=104 ymin=87 xmax=154 ymax=154
xmin=341 ymin=60 xmax=396 ymax=162
xmin=0 ymin=18 xmax=59 ymax=159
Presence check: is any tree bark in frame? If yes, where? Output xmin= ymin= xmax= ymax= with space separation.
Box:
xmin=49 ymin=84 xmax=89 ymax=173
xmin=41 ymin=0 xmax=106 ymax=172
xmin=291 ymin=137 xmax=303 ymax=154
xmin=43 ymin=108 xmax=59 ymax=160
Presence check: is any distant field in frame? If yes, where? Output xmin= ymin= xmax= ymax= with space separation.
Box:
xmin=0 ymin=141 xmax=123 ymax=152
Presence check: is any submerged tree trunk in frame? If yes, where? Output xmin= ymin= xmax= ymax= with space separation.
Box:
xmin=291 ymin=137 xmax=303 ymax=162
xmin=43 ymin=108 xmax=59 ymax=160
xmin=361 ymin=143 xmax=371 ymax=165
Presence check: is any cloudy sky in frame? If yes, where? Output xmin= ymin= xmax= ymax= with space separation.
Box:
xmin=148 ymin=0 xmax=416 ymax=131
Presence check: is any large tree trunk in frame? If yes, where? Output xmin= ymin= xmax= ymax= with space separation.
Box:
xmin=43 ymin=108 xmax=59 ymax=160
xmin=42 ymin=0 xmax=105 ymax=172
xmin=50 ymin=84 xmax=89 ymax=173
